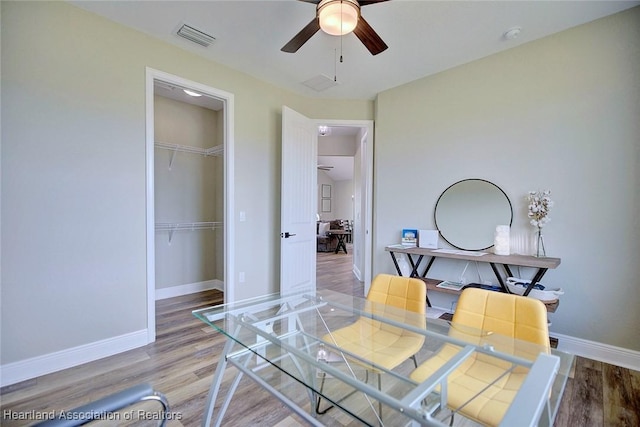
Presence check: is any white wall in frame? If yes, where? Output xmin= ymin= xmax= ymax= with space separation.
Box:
xmin=0 ymin=1 xmax=372 ymax=378
xmin=316 ymin=170 xmax=354 ymax=222
xmin=333 ymin=179 xmax=354 ymax=221
xmin=318 ymin=135 xmax=358 ymax=156
xmin=374 ymin=7 xmax=640 ymax=352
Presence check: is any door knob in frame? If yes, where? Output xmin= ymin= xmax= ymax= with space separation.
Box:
xmin=281 ymin=232 xmax=296 ymax=238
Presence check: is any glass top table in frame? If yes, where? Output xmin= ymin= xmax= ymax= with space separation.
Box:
xmin=193 ymin=289 xmax=573 ymax=427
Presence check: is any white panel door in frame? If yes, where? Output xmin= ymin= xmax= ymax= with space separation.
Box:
xmin=280 ymin=106 xmax=317 ymax=295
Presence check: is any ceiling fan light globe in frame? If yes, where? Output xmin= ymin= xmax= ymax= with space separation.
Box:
xmin=319 ymin=0 xmax=359 ymax=36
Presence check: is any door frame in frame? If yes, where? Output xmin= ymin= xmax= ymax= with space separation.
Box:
xmin=145 ymin=68 xmax=235 ymax=343
xmin=315 ymin=119 xmax=374 ymax=293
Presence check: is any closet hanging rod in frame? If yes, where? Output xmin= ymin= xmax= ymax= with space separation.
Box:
xmin=155 ymin=221 xmax=223 ymax=244
xmin=155 ymin=221 xmax=223 ymax=231
xmin=155 ymin=142 xmax=223 ymax=157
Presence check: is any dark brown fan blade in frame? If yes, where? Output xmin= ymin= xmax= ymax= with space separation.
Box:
xmin=359 ymin=0 xmax=390 ymax=5
xmin=353 ymin=15 xmax=388 ymax=55
xmin=281 ymin=17 xmax=321 ymax=53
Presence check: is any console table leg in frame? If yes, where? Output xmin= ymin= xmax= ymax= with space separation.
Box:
xmin=524 ymin=268 xmax=548 ymax=296
xmin=420 ymin=257 xmax=436 ymax=278
xmin=489 ymin=263 xmax=508 ymax=293
xmin=390 ymin=252 xmax=402 ymax=275
xmin=407 ymin=254 xmax=423 ymax=277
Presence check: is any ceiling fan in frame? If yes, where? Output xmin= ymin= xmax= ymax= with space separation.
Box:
xmin=317 ymin=165 xmax=334 ymax=171
xmin=281 ymin=0 xmax=389 ymax=56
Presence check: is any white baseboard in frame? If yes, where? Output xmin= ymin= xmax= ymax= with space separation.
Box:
xmin=0 ymin=329 xmax=148 ymax=387
xmin=155 ymin=279 xmax=223 ymax=300
xmin=1 ymin=282 xmax=222 ymax=387
xmin=552 ymin=332 xmax=640 ymax=371
xmin=429 ymin=304 xmax=640 ymax=371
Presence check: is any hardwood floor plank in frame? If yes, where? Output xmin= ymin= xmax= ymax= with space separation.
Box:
xmin=553 ymin=375 xmax=574 ymax=427
xmin=566 ymin=356 xmax=604 ymax=426
xmin=603 ymin=363 xmax=640 ymax=426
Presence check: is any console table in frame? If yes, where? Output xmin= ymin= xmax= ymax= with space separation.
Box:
xmin=385 ymin=245 xmax=561 ymax=310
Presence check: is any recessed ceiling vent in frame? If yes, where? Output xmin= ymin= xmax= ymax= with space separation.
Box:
xmin=177 ymin=24 xmax=216 ymax=47
xmin=302 ymin=74 xmax=339 ymax=92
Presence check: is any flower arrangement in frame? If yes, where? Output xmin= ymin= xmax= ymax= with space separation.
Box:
xmin=527 ymin=190 xmax=553 ymax=256
xmin=527 ymin=190 xmax=553 ymax=228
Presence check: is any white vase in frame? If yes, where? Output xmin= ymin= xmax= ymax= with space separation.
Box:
xmin=509 ymin=231 xmax=535 ymax=256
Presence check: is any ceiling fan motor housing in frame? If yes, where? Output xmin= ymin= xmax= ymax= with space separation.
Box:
xmin=317 ymin=0 xmax=361 ymax=36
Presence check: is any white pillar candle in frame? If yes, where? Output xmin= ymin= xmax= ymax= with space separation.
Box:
xmin=494 ymin=225 xmax=510 ymax=255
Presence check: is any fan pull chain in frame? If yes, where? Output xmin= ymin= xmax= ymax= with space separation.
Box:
xmin=340 ymin=1 xmax=344 ymax=63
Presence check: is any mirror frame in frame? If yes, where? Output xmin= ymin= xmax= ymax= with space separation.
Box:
xmin=434 ymin=178 xmax=513 ymax=251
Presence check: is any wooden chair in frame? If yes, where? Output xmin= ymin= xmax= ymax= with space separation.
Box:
xmin=410 ymin=287 xmax=550 ymax=426
xmin=317 ymin=273 xmax=426 ymax=414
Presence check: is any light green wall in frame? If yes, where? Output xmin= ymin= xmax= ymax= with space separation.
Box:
xmin=374 ymin=7 xmax=640 ymax=351
xmin=0 ymin=1 xmax=372 ymax=364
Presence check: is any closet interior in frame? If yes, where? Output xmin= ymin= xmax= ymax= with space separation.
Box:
xmin=153 ymin=81 xmax=225 ymax=299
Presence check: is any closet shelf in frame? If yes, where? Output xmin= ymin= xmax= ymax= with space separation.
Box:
xmin=155 ymin=221 xmax=223 ymax=243
xmin=155 ymin=142 xmax=223 ymax=169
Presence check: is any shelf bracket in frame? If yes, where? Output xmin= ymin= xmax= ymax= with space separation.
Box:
xmin=168 ymin=145 xmax=178 ymax=170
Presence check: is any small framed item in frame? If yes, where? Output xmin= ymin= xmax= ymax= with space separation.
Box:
xmin=401 ymin=229 xmax=418 ymax=246
xmin=321 ymin=198 xmax=331 ymax=212
xmin=321 ymin=184 xmax=331 ymax=198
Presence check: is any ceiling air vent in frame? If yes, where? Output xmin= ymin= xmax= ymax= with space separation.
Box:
xmin=176 ymin=24 xmax=216 ymax=47
xmin=302 ymin=74 xmax=339 ymax=92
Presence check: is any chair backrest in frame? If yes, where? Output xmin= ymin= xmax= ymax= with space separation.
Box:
xmin=452 ymin=288 xmax=550 ymax=356
xmin=363 ymin=274 xmax=426 ymax=333
xmin=367 ymin=274 xmax=426 ymax=315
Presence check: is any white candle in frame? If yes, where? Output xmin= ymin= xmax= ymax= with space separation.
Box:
xmin=494 ymin=225 xmax=510 ymax=255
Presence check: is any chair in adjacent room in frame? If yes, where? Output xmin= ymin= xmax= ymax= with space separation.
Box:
xmin=410 ymin=287 xmax=551 ymax=427
xmin=317 ymin=273 xmax=427 ymax=415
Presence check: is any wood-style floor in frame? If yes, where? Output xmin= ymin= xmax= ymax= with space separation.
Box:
xmin=2 ymin=246 xmax=639 ymax=426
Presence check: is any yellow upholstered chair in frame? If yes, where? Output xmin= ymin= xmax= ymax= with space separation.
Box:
xmin=317 ymin=273 xmax=426 ymax=413
xmin=410 ymin=287 xmax=550 ymax=427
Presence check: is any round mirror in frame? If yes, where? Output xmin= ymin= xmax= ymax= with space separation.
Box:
xmin=434 ymin=179 xmax=513 ymax=251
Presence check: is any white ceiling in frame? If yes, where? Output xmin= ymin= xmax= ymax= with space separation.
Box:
xmin=71 ymin=0 xmax=638 ymax=100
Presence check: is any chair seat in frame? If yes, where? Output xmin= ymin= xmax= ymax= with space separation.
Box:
xmin=315 ymin=274 xmax=426 ymax=416
xmin=410 ymin=343 xmax=527 ymax=427
xmin=410 ymin=288 xmax=550 ymax=427
xmin=325 ymin=320 xmax=424 ymax=371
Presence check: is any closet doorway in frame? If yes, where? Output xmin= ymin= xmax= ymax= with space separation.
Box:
xmin=145 ymin=68 xmax=234 ymax=342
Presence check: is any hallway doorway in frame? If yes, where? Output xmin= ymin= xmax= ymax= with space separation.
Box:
xmin=315 ymin=122 xmax=372 ymax=297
